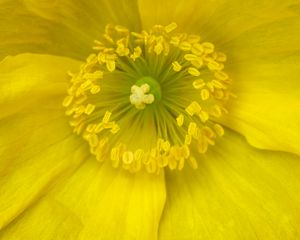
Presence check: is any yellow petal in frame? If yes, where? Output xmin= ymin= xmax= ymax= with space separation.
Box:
xmin=0 ymin=110 xmax=88 ymax=231
xmin=0 ymin=53 xmax=80 ymax=118
xmin=0 ymin=0 xmax=141 ymax=59
xmin=219 ymin=17 xmax=300 ymax=156
xmin=138 ymin=0 xmax=298 ymax=44
xmin=223 ymin=16 xmax=300 ymax=61
xmin=0 ymin=198 xmax=83 ymax=239
xmin=24 ymin=0 xmax=141 ymax=31
xmin=0 ymin=54 xmax=87 ymax=229
xmin=28 ymin=161 xmax=166 ymax=240
xmin=138 ymin=0 xmax=215 ymax=30
xmin=204 ymin=1 xmax=300 ymax=44
xmin=159 ymin=129 xmax=300 ymax=239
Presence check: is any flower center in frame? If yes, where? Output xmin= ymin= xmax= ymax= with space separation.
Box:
xmin=63 ymin=23 xmax=233 ymax=173
xmin=130 ymin=77 xmax=161 ymax=109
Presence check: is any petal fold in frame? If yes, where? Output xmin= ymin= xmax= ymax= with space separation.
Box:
xmin=45 ymin=161 xmax=166 ymax=240
xmin=0 ymin=54 xmax=87 ymax=230
xmin=159 ymin=130 xmax=300 ymax=239
xmin=220 ymin=17 xmax=300 ymax=155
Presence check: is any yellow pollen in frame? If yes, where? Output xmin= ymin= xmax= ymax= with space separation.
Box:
xmin=165 ymin=22 xmax=178 ymax=33
xmin=188 ymin=122 xmax=197 ymax=136
xmin=63 ymin=23 xmax=234 ymax=174
xmin=62 ymin=95 xmax=74 ymax=107
xmin=102 ymin=111 xmax=112 ymax=123
xmin=191 ymin=58 xmax=203 ymax=68
xmin=188 ymin=67 xmax=201 ymax=77
xmin=184 ymin=54 xmax=198 ymax=61
xmin=202 ymin=42 xmax=215 ymax=53
xmin=191 ymin=43 xmax=204 ymax=55
xmin=85 ymin=104 xmax=96 ymax=115
xmin=123 ymin=151 xmax=134 ymax=165
xmin=185 ymin=134 xmax=192 ymax=145
xmin=176 ymin=114 xmax=184 ymax=126
xmin=201 ymin=89 xmax=210 ymax=101
xmin=213 ymin=124 xmax=225 ymax=137
xmin=130 ymin=46 xmax=142 ymax=61
xmin=193 ymin=79 xmax=205 ymax=89
xmin=172 ymin=61 xmax=182 ymax=72
xmin=179 ymin=41 xmax=192 ymax=51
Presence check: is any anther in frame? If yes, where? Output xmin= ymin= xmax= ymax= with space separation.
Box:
xmin=193 ymin=79 xmax=205 ymax=89
xmin=172 ymin=61 xmax=182 ymax=72
xmin=188 ymin=67 xmax=201 ymax=77
xmin=165 ymin=22 xmax=178 ymax=33
xmin=176 ymin=114 xmax=184 ymax=126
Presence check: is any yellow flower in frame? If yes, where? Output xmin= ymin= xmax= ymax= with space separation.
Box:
xmin=1 ymin=0 xmax=300 ymax=239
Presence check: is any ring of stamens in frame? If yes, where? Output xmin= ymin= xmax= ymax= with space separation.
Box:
xmin=63 ymin=23 xmax=234 ymax=173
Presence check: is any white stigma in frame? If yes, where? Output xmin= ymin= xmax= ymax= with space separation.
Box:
xmin=130 ymin=83 xmax=155 ymax=109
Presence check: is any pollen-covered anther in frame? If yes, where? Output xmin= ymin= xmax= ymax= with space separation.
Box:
xmin=176 ymin=114 xmax=184 ymax=126
xmin=172 ymin=61 xmax=182 ymax=72
xmin=188 ymin=67 xmax=201 ymax=77
xmin=165 ymin=22 xmax=178 ymax=33
xmin=130 ymin=46 xmax=142 ymax=61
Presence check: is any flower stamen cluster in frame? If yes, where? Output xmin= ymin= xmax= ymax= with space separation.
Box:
xmin=63 ymin=23 xmax=233 ymax=173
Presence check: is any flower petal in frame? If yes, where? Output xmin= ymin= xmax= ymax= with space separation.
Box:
xmin=0 ymin=197 xmax=83 ymax=240
xmin=159 ymin=129 xmax=300 ymax=239
xmin=219 ymin=17 xmax=300 ymax=156
xmin=31 ymin=161 xmax=166 ymax=240
xmin=0 ymin=54 xmax=88 ymax=230
xmin=0 ymin=53 xmax=80 ymax=118
xmin=139 ymin=0 xmax=300 ymax=155
xmin=138 ymin=0 xmax=299 ymax=44
xmin=0 ymin=0 xmax=141 ymax=60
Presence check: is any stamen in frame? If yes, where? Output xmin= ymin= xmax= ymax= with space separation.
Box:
xmin=165 ymin=22 xmax=178 ymax=33
xmin=193 ymin=79 xmax=205 ymax=89
xmin=172 ymin=61 xmax=182 ymax=72
xmin=200 ymin=89 xmax=210 ymax=101
xmin=63 ymin=23 xmax=233 ymax=173
xmin=176 ymin=114 xmax=184 ymax=127
xmin=188 ymin=67 xmax=201 ymax=77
